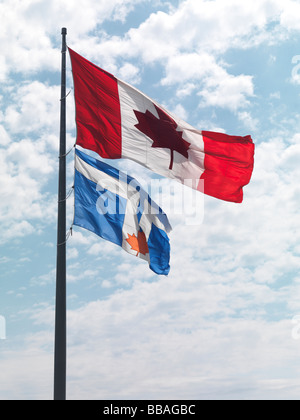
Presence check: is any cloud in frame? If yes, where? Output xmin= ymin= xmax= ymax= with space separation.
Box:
xmin=0 ymin=77 xmax=77 ymax=243
xmin=3 ymin=82 xmax=60 ymax=135
xmin=237 ymin=111 xmax=259 ymax=131
xmin=0 ymin=135 xmax=58 ymax=242
xmin=43 ymin=138 xmax=300 ymax=396
xmin=0 ymin=0 xmax=153 ymax=83
xmin=198 ymin=72 xmax=254 ymax=111
xmin=1 ymin=269 xmax=300 ymax=400
xmin=280 ymin=0 xmax=300 ymax=31
xmin=1 ymin=126 xmax=300 ymax=399
xmin=72 ymin=0 xmax=295 ymax=113
xmin=0 ymin=125 xmax=11 ymax=146
xmin=2 ymin=0 xmax=298 ymax=115
xmin=0 ymin=1 xmax=58 ymax=76
xmin=2 ymin=0 xmax=300 ymax=400
xmin=118 ymin=62 xmax=141 ymax=84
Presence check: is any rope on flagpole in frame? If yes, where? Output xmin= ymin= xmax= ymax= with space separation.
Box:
xmin=60 ymin=89 xmax=72 ymax=102
xmin=59 ymin=143 xmax=75 ymax=159
xmin=57 ymin=185 xmax=74 ymax=203
xmin=57 ymin=226 xmax=73 ymax=247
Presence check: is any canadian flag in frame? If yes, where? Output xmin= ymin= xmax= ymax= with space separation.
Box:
xmin=69 ymin=48 xmax=254 ymax=203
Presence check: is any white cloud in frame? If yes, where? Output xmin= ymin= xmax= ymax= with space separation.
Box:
xmin=4 ymin=82 xmax=59 ymax=135
xmin=117 ymin=62 xmax=141 ymax=85
xmin=159 ymin=52 xmax=255 ymax=111
xmin=1 ymin=134 xmax=300 ymax=398
xmin=280 ymin=0 xmax=300 ymax=31
xmin=67 ymin=247 xmax=79 ymax=260
xmin=198 ymin=72 xmax=254 ymax=111
xmin=12 ymin=131 xmax=297 ymax=397
xmin=2 ymin=220 xmax=35 ymax=242
xmin=0 ymin=135 xmax=57 ymax=242
xmin=2 ymin=0 xmax=300 ymax=400
xmin=1 ymin=0 xmax=297 ymax=114
xmin=0 ymin=1 xmax=58 ymax=75
xmin=269 ymin=91 xmax=281 ymax=100
xmin=0 ymin=125 xmax=11 ymax=146
xmin=0 ymin=0 xmax=149 ymax=78
xmin=7 ymin=138 xmax=54 ymax=176
xmin=237 ymin=111 xmax=259 ymax=131
xmin=170 ymin=104 xmax=188 ymax=121
xmin=0 ymin=76 xmax=78 ymax=244
xmin=1 ymin=273 xmax=299 ymax=399
xmin=76 ymin=0 xmax=290 ymax=112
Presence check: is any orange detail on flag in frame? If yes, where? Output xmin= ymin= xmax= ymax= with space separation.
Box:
xmin=126 ymin=231 xmax=149 ymax=256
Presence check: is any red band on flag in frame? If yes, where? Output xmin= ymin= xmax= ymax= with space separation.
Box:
xmin=69 ymin=48 xmax=122 ymax=158
xmin=200 ymin=131 xmax=255 ymax=203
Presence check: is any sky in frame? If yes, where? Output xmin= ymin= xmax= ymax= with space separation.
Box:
xmin=1 ymin=0 xmax=300 ymax=400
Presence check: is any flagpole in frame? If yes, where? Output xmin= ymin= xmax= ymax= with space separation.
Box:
xmin=54 ymin=27 xmax=67 ymax=401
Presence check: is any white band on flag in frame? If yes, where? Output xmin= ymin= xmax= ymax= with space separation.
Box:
xmin=75 ymin=153 xmax=137 ymax=200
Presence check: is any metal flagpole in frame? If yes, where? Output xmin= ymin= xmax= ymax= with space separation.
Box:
xmin=54 ymin=27 xmax=67 ymax=401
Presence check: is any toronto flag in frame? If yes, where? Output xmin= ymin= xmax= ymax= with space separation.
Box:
xmin=73 ymin=149 xmax=172 ymax=275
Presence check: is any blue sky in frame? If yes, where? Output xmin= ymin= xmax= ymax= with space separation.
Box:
xmin=1 ymin=0 xmax=300 ymax=400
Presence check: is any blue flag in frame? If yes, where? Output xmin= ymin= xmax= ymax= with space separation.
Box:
xmin=73 ymin=149 xmax=172 ymax=275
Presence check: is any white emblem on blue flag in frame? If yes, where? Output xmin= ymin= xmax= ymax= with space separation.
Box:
xmin=74 ymin=149 xmax=172 ymax=275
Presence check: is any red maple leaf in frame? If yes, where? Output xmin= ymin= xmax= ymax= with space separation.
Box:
xmin=134 ymin=104 xmax=190 ymax=170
